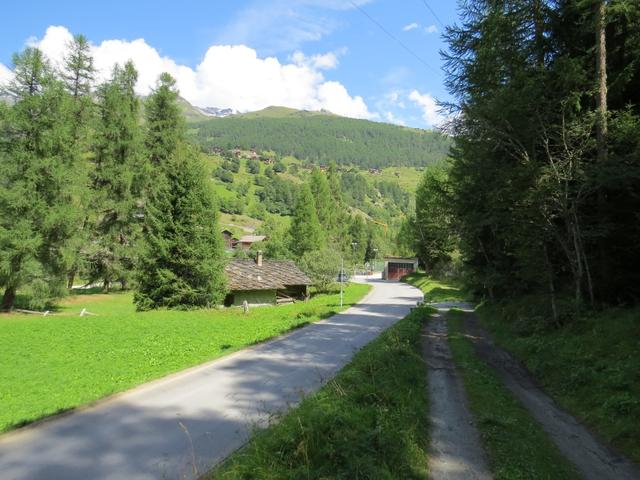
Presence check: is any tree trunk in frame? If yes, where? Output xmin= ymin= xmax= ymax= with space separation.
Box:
xmin=67 ymin=268 xmax=77 ymax=289
xmin=533 ymin=0 xmax=545 ymax=68
xmin=595 ymin=0 xmax=610 ymax=302
xmin=1 ymin=286 xmax=16 ymax=311
xmin=543 ymin=244 xmax=559 ymax=327
xmin=596 ymin=0 xmax=608 ymax=164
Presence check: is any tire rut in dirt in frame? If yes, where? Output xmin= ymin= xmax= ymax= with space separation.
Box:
xmin=462 ymin=312 xmax=640 ymax=480
xmin=423 ymin=314 xmax=492 ymax=480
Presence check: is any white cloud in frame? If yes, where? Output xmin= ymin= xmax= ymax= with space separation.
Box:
xmin=409 ymin=90 xmax=444 ymax=127
xmin=424 ymin=24 xmax=438 ymax=34
xmin=27 ymin=26 xmax=376 ymax=120
xmin=384 ymin=111 xmax=406 ymax=126
xmin=291 ymin=48 xmax=346 ymax=70
xmin=217 ymin=0 xmax=372 ymax=54
xmin=0 ymin=62 xmax=13 ymax=87
xmin=402 ymin=22 xmax=420 ymax=32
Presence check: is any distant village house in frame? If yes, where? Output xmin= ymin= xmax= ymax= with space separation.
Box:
xmin=235 ymin=234 xmax=266 ymax=251
xmin=224 ymin=251 xmax=312 ymax=306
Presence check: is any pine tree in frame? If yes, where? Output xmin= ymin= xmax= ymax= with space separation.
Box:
xmin=134 ymin=145 xmax=227 ymax=310
xmin=289 ymin=184 xmax=323 ymax=258
xmin=135 ymin=73 xmax=227 ymax=310
xmin=89 ymin=61 xmax=144 ymax=291
xmin=0 ymin=47 xmax=83 ymax=309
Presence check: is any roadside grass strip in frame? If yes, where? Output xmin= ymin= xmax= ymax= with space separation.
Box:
xmin=479 ymin=303 xmax=640 ymax=464
xmin=403 ymin=273 xmax=468 ymax=303
xmin=0 ymin=283 xmax=370 ymax=434
xmin=211 ymin=306 xmax=434 ymax=479
xmin=446 ymin=310 xmax=580 ymax=480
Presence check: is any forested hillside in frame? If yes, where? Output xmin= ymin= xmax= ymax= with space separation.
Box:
xmin=190 ymin=106 xmax=451 ymax=168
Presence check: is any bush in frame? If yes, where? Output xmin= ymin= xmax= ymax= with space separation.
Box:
xmin=299 ymin=248 xmax=342 ymax=293
xmin=213 ymin=167 xmax=234 ymax=183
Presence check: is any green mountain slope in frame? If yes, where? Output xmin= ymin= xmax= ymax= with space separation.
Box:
xmin=177 ymin=96 xmax=208 ymax=121
xmin=190 ymin=106 xmax=451 ymax=168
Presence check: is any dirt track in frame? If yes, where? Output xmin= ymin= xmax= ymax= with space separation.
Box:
xmin=422 ymin=312 xmax=492 ymax=480
xmin=461 ymin=312 xmax=640 ymax=480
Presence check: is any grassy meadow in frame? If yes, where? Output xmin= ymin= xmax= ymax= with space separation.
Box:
xmin=0 ymin=283 xmax=370 ymax=433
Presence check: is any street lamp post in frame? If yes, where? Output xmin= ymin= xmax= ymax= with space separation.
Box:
xmin=340 ymin=256 xmax=344 ymax=307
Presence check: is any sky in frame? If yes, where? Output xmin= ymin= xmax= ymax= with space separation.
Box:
xmin=0 ymin=1 xmax=460 ymax=129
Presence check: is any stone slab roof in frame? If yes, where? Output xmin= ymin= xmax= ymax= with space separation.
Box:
xmin=225 ymin=259 xmax=312 ymax=291
xmin=237 ymin=235 xmax=266 ymax=243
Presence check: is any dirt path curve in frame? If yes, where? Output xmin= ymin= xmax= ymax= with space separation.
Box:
xmin=462 ymin=312 xmax=640 ymax=480
xmin=422 ymin=307 xmax=492 ymax=480
xmin=0 ymin=277 xmax=423 ymax=480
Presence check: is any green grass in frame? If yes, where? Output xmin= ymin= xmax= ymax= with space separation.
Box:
xmin=404 ymin=272 xmax=469 ymax=303
xmin=478 ymin=303 xmax=640 ymax=464
xmin=211 ymin=306 xmax=433 ymax=479
xmin=375 ymin=167 xmax=423 ymax=193
xmin=446 ymin=311 xmax=580 ymax=479
xmin=0 ymin=283 xmax=370 ymax=434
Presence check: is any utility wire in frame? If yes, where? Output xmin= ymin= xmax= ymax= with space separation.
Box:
xmin=349 ymin=0 xmax=440 ymax=75
xmin=420 ymin=0 xmax=445 ymax=29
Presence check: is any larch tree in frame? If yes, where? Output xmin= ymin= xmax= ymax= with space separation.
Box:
xmin=62 ymin=33 xmax=95 ymax=288
xmin=89 ymin=61 xmax=144 ymax=292
xmin=0 ymin=47 xmax=84 ymax=309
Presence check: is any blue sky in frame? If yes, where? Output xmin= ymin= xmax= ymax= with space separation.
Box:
xmin=0 ymin=1 xmax=460 ymax=128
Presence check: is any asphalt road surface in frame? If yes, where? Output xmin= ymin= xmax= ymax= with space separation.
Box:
xmin=0 ymin=276 xmax=423 ymax=480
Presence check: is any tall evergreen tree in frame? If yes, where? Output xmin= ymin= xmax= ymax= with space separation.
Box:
xmin=134 ymin=145 xmax=227 ymax=310
xmin=89 ymin=61 xmax=144 ymax=291
xmin=0 ymin=47 xmax=83 ymax=309
xmin=62 ymin=33 xmax=95 ymax=288
xmin=289 ymin=184 xmax=324 ymax=258
xmin=135 ymin=73 xmax=226 ymax=310
xmin=309 ymin=168 xmax=335 ymax=232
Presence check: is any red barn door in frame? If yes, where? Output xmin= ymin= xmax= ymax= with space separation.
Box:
xmin=388 ymin=262 xmax=414 ymax=281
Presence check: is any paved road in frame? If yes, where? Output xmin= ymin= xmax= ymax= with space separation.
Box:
xmin=0 ymin=277 xmax=423 ymax=480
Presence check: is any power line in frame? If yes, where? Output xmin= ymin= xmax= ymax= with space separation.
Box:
xmin=349 ymin=1 xmax=439 ymax=75
xmin=420 ymin=0 xmax=445 ymax=29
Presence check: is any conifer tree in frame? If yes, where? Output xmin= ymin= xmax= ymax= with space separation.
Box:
xmin=309 ymin=168 xmax=335 ymax=232
xmin=0 ymin=47 xmax=83 ymax=309
xmin=289 ymin=184 xmax=323 ymax=258
xmin=89 ymin=61 xmax=144 ymax=291
xmin=62 ymin=33 xmax=95 ymax=288
xmin=134 ymin=73 xmax=226 ymax=310
xmin=134 ymin=145 xmax=226 ymax=310
xmin=348 ymin=215 xmax=368 ymax=262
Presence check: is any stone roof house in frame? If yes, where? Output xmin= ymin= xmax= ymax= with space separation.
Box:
xmin=235 ymin=234 xmax=266 ymax=251
xmin=224 ymin=251 xmax=312 ymax=306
